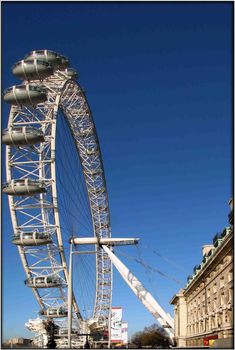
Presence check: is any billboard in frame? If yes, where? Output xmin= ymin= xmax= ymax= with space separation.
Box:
xmin=121 ymin=322 xmax=128 ymax=345
xmin=111 ymin=307 xmax=122 ymax=343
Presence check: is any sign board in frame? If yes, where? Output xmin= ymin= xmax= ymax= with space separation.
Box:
xmin=111 ymin=307 xmax=122 ymax=343
xmin=203 ymin=335 xmax=218 ymax=347
xmin=121 ymin=322 xmax=128 ymax=345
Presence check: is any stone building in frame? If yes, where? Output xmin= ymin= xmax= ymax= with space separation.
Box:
xmin=170 ymin=199 xmax=233 ymax=348
xmin=8 ymin=337 xmax=32 ymax=346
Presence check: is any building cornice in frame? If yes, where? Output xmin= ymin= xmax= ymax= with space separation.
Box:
xmin=170 ymin=290 xmax=185 ymax=305
xmin=183 ymin=229 xmax=233 ymax=296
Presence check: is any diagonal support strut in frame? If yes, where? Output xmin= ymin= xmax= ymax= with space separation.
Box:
xmin=102 ymin=245 xmax=174 ymax=339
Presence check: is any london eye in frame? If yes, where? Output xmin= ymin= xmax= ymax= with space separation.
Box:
xmin=3 ymin=50 xmax=175 ymax=348
xmin=2 ymin=50 xmax=113 ymax=338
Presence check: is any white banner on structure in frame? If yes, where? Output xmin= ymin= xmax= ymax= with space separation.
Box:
xmin=121 ymin=322 xmax=128 ymax=345
xmin=111 ymin=307 xmax=123 ymax=343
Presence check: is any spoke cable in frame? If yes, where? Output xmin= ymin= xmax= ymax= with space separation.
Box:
xmin=116 ymin=250 xmax=183 ymax=285
xmin=140 ymin=242 xmax=188 ymax=274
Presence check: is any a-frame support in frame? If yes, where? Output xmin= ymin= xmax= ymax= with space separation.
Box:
xmin=102 ymin=245 xmax=174 ymax=339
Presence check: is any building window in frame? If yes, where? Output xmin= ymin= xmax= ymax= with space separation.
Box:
xmin=202 ymin=303 xmax=206 ymax=316
xmin=228 ymin=270 xmax=233 ymax=282
xmin=213 ymin=283 xmax=217 ymax=293
xmin=200 ymin=307 xmax=203 ymax=317
xmin=225 ymin=289 xmax=229 ymax=303
xmin=213 ymin=298 xmax=217 ymax=309
xmin=208 ymin=301 xmax=211 ymax=312
xmin=220 ymin=293 xmax=224 ymax=305
xmin=217 ymin=315 xmax=222 ymax=328
xmin=207 ymin=288 xmax=210 ymax=297
xmin=212 ymin=316 xmax=216 ymax=328
xmin=229 ymin=288 xmax=233 ymax=302
xmin=220 ymin=277 xmax=225 ymax=288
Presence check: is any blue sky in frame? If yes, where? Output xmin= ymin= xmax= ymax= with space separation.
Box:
xmin=2 ymin=2 xmax=232 ymax=342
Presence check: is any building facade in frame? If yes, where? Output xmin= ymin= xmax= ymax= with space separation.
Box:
xmin=170 ymin=199 xmax=233 ymax=348
xmin=8 ymin=337 xmax=32 ymax=346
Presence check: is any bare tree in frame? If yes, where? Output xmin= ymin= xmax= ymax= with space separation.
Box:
xmin=131 ymin=323 xmax=171 ymax=348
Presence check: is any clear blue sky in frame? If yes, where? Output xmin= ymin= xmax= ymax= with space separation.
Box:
xmin=2 ymin=2 xmax=232 ymax=342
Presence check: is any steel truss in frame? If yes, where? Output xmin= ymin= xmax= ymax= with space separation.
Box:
xmin=5 ymin=67 xmax=112 ymax=330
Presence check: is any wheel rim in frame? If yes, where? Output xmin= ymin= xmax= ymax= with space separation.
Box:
xmin=4 ymin=55 xmax=112 ymax=333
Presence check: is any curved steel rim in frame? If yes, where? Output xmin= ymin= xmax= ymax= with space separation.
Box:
xmin=5 ymin=67 xmax=112 ymax=329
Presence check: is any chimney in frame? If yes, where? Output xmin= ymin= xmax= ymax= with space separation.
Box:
xmin=202 ymin=244 xmax=214 ymax=256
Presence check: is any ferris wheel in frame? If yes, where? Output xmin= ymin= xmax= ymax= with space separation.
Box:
xmin=2 ymin=50 xmax=112 ymax=332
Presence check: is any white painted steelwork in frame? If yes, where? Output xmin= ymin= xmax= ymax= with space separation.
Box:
xmin=4 ymin=50 xmax=112 ymax=334
xmin=71 ymin=237 xmax=139 ymax=246
xmin=102 ymin=245 xmax=174 ymax=339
